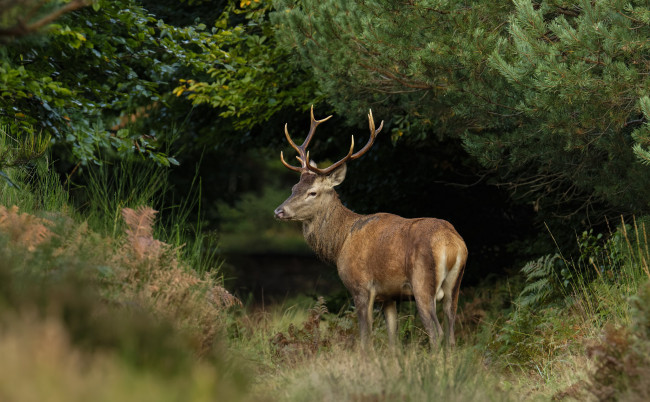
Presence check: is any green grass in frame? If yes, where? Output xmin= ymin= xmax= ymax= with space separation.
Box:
xmin=76 ymin=154 xmax=222 ymax=275
xmin=0 ymin=158 xmax=70 ymax=215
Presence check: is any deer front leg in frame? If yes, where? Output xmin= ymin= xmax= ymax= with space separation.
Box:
xmin=354 ymin=288 xmax=375 ymax=349
xmin=383 ymin=300 xmax=398 ymax=347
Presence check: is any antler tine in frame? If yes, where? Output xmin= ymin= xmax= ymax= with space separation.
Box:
xmin=281 ymin=123 xmax=306 ymax=171
xmin=280 ymin=150 xmax=303 ymax=173
xmin=350 ymin=109 xmax=383 ymax=160
xmin=302 ymin=105 xmax=332 ymax=152
xmin=284 ymin=123 xmax=300 ymax=152
xmin=307 ymin=136 xmax=355 ymax=175
xmin=307 ymin=108 xmax=383 ymax=175
xmin=280 ymin=105 xmax=332 ymax=172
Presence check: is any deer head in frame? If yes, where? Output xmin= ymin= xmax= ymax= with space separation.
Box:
xmin=274 ymin=106 xmax=383 ymax=222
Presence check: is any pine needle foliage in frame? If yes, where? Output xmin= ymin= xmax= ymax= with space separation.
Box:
xmin=632 ymin=96 xmax=650 ymax=166
xmin=273 ymin=0 xmax=650 ymax=219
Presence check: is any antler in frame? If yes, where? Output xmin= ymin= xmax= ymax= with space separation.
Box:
xmin=307 ymin=109 xmax=383 ymax=175
xmin=280 ymin=105 xmax=333 ymax=172
xmin=280 ymin=107 xmax=383 ymax=175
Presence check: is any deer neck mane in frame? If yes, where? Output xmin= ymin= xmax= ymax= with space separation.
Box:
xmin=303 ymin=194 xmax=358 ymax=265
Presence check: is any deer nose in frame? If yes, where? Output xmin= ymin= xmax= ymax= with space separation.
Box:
xmin=274 ymin=207 xmax=286 ymax=220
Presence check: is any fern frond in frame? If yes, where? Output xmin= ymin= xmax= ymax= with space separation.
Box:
xmin=519 ymin=254 xmax=561 ymax=308
xmin=121 ymin=206 xmax=166 ymax=260
xmin=310 ymin=296 xmax=329 ymax=317
xmin=0 ymin=205 xmax=53 ymax=251
xmin=122 ymin=206 xmax=157 ymax=239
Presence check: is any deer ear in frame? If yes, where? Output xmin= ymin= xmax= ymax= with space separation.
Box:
xmin=327 ymin=163 xmax=347 ymax=186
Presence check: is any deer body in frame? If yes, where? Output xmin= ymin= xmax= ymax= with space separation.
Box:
xmin=275 ymin=107 xmax=467 ymax=347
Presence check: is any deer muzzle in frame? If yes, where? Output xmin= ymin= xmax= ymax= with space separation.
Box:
xmin=274 ymin=205 xmax=290 ymax=220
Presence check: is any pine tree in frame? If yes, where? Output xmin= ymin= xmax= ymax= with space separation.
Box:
xmin=632 ymin=96 xmax=650 ymax=166
xmin=485 ymin=0 xmax=650 ymax=217
xmin=273 ymin=0 xmax=650 ymax=220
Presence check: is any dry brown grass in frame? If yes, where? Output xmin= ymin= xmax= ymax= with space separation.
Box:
xmin=581 ymin=282 xmax=650 ymax=402
xmin=255 ymin=342 xmax=510 ymax=402
xmin=269 ymin=297 xmax=356 ymax=365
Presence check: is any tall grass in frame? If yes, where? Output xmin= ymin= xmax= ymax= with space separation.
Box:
xmin=562 ymin=218 xmax=650 ymax=328
xmin=0 ymin=314 xmax=243 ymax=402
xmin=483 ymin=217 xmax=650 ymax=399
xmin=78 ymin=155 xmax=221 ymax=275
xmin=0 ymin=158 xmax=70 ymax=215
xmin=261 ymin=346 xmax=510 ymax=402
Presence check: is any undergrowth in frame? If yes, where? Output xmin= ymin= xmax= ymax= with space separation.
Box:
xmin=0 ymin=156 xmax=248 ymax=400
xmin=3 ymin=151 xmax=650 ymax=401
xmin=482 ymin=218 xmax=650 ymax=399
xmin=584 ymin=280 xmax=650 ymax=401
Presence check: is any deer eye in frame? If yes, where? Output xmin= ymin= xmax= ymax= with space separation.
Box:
xmin=308 ymin=191 xmax=317 ymax=197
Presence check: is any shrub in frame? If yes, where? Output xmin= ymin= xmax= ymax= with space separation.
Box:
xmin=585 ymin=281 xmax=650 ymax=401
xmin=0 ymin=204 xmax=241 ymax=371
xmin=270 ymin=297 xmax=356 ymax=364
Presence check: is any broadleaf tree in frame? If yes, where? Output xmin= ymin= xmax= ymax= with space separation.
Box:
xmin=0 ymin=0 xmax=315 ymax=167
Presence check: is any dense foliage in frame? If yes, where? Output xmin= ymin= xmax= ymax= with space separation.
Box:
xmin=272 ymin=0 xmax=650 ymax=221
xmin=0 ymin=0 xmax=314 ymax=166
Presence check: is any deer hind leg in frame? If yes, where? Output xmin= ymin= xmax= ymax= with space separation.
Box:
xmin=383 ymin=300 xmax=398 ymax=347
xmin=414 ymin=294 xmax=442 ymax=346
xmin=441 ymin=254 xmax=465 ymax=348
xmin=412 ymin=267 xmax=443 ymax=346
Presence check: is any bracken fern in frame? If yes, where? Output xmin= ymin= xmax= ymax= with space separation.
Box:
xmin=0 ymin=205 xmax=53 ymax=251
xmin=518 ymin=253 xmax=563 ymax=308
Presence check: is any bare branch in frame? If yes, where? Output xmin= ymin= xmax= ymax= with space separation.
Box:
xmin=0 ymin=0 xmax=90 ymax=39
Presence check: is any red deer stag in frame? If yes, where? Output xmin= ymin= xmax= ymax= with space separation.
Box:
xmin=274 ymin=106 xmax=468 ymax=348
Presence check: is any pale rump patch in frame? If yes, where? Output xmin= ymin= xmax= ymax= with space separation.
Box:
xmin=435 ymin=250 xmax=447 ymax=302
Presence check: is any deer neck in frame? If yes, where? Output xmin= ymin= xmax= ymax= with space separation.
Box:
xmin=302 ymin=195 xmax=358 ymax=265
